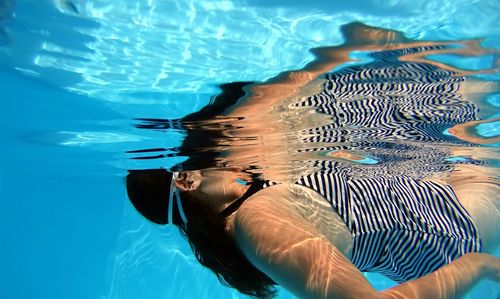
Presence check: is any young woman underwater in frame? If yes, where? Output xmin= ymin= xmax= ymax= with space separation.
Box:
xmin=126 ymin=22 xmax=500 ymax=298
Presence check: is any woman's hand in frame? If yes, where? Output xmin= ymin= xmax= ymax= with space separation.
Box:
xmin=380 ymin=252 xmax=500 ymax=299
xmin=462 ymin=253 xmax=500 ymax=282
xmin=475 ymin=253 xmax=500 ymax=282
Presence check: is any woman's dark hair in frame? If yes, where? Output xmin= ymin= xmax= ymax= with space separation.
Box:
xmin=179 ymin=190 xmax=277 ymax=298
xmin=127 ymin=82 xmax=278 ymax=298
xmin=132 ymin=82 xmax=253 ymax=170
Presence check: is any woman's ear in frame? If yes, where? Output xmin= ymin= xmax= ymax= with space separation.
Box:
xmin=174 ymin=171 xmax=201 ymax=192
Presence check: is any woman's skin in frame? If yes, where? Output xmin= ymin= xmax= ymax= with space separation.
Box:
xmin=174 ymin=23 xmax=500 ymax=298
xmin=446 ymin=164 xmax=500 ymax=254
xmin=174 ymin=169 xmax=499 ymax=299
xmin=174 ymin=170 xmax=249 ymax=214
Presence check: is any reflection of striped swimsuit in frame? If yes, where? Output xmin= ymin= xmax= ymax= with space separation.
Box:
xmin=291 ymin=47 xmax=481 ymax=179
xmin=284 ymin=47 xmax=482 ymax=282
xmin=295 ymin=61 xmax=476 ymax=145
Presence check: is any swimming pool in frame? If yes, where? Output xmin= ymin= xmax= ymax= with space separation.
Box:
xmin=1 ymin=0 xmax=498 ymax=298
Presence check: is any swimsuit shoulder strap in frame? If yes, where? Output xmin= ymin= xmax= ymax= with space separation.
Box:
xmin=219 ymin=181 xmax=265 ymax=219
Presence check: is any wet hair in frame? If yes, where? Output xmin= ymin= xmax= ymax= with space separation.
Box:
xmin=126 ymin=82 xmax=278 ymax=298
xmin=179 ymin=190 xmax=277 ymax=298
xmin=178 ymin=81 xmax=252 ymax=170
xmin=132 ymin=82 xmax=252 ymax=170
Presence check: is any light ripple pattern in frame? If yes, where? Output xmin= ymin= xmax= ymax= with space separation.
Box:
xmin=1 ymin=0 xmax=498 ymax=107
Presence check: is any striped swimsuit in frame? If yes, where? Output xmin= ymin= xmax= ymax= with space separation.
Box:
xmin=294 ymin=171 xmax=481 ymax=282
xmin=273 ymin=47 xmax=482 ymax=282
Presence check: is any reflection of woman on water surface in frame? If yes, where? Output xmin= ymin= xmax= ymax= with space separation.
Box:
xmin=126 ymin=23 xmax=499 ymax=298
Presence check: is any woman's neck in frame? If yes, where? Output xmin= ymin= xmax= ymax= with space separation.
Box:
xmin=218 ymin=181 xmax=250 ymax=213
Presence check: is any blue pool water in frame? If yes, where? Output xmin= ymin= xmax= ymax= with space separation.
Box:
xmin=1 ymin=1 xmax=499 ymax=298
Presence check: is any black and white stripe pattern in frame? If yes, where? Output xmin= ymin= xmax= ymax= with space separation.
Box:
xmin=281 ymin=49 xmax=483 ymax=282
xmin=292 ymin=62 xmax=475 ymax=145
xmin=284 ymin=49 xmax=484 ymax=178
xmin=296 ymin=171 xmax=481 ymax=282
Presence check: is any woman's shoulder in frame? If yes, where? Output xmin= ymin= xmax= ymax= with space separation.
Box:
xmin=235 ymin=183 xmax=298 ymax=217
xmin=237 ymin=182 xmax=328 ymax=212
xmin=235 ymin=182 xmax=341 ymax=222
xmin=229 ymin=183 xmax=308 ymax=252
xmin=233 ymin=182 xmax=354 ymax=258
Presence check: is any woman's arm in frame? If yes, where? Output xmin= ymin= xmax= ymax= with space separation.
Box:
xmin=381 ymin=253 xmax=498 ymax=299
xmin=232 ymin=185 xmax=377 ymax=299
xmin=231 ymin=185 xmax=498 ymax=299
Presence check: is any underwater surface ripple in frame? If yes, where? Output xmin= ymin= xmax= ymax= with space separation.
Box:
xmin=0 ymin=1 xmax=499 ymax=299
xmin=1 ymin=0 xmax=499 ymax=106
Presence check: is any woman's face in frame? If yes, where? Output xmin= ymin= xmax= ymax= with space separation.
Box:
xmin=196 ymin=169 xmax=243 ymax=199
xmin=176 ymin=169 xmax=248 ymax=212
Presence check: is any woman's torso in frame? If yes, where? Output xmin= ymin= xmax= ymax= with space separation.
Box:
xmin=260 ymin=174 xmax=482 ymax=283
xmin=238 ymin=57 xmax=486 ymax=282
